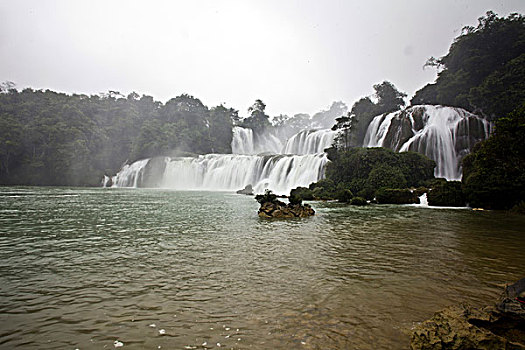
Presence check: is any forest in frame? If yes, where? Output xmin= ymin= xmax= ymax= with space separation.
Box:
xmin=0 ymin=90 xmax=238 ymax=186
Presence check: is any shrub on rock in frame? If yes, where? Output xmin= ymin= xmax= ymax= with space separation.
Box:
xmin=375 ymin=188 xmax=419 ymax=204
xmin=427 ymin=180 xmax=466 ymax=206
xmin=350 ymin=197 xmax=368 ymax=206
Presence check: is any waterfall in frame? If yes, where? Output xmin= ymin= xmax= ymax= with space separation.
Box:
xmin=231 ymin=126 xmax=283 ymax=154
xmin=282 ymin=129 xmax=336 ymax=154
xmin=110 ymin=153 xmax=327 ymax=195
xmin=110 ymin=125 xmax=332 ymax=194
xmin=363 ymin=105 xmax=491 ymax=180
xmin=111 ymin=159 xmax=150 ymax=188
xmin=231 ymin=127 xmax=255 ymax=154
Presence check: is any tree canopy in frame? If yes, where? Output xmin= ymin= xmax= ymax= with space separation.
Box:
xmin=0 ymin=88 xmax=237 ymax=186
xmin=462 ymin=104 xmax=525 ymax=209
xmin=332 ymin=81 xmax=407 ymax=149
xmin=411 ymin=11 xmax=525 ymax=119
xmin=241 ymin=99 xmax=271 ymax=131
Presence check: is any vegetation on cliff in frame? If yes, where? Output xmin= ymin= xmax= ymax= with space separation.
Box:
xmin=291 ymin=147 xmax=435 ymax=203
xmin=411 ymin=11 xmax=525 ymax=120
xmin=324 ymin=147 xmax=435 ymax=199
xmin=331 ymin=81 xmax=407 ymax=149
xmin=462 ymin=104 xmax=525 ymax=209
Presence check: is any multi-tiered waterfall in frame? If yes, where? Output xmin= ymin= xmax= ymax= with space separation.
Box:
xmin=110 ymin=126 xmax=335 ymax=194
xmin=109 ymin=105 xmax=490 ymax=192
xmin=363 ymin=105 xmax=491 ymax=180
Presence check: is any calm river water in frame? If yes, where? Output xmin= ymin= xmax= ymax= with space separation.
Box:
xmin=0 ymin=187 xmax=524 ymax=349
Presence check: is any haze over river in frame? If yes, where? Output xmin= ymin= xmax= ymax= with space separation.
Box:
xmin=0 ymin=187 xmax=523 ymax=349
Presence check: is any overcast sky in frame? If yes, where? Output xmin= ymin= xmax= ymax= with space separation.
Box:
xmin=1 ymin=0 xmax=524 ymax=117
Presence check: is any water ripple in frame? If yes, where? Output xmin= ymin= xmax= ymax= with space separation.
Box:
xmin=0 ymin=188 xmax=524 ymax=349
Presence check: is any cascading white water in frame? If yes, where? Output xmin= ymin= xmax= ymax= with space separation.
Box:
xmin=231 ymin=127 xmax=255 ymax=154
xmin=110 ymin=105 xmax=489 ymax=192
xmin=281 ymin=129 xmax=336 ymax=154
xmin=231 ymin=126 xmax=283 ymax=154
xmin=111 ymin=153 xmax=327 ymax=195
xmin=161 ymin=153 xmax=328 ymax=194
xmin=362 ymin=113 xmax=396 ymax=147
xmin=110 ymin=125 xmax=331 ymax=194
xmin=111 ymin=159 xmax=150 ymax=188
xmin=363 ymin=105 xmax=491 ymax=180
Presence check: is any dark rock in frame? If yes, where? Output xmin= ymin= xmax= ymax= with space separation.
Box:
xmin=104 ymin=176 xmax=113 ymax=187
xmin=410 ymin=279 xmax=525 ymax=349
xmin=236 ymin=184 xmax=254 ymax=195
xmin=257 ymin=200 xmax=315 ymax=218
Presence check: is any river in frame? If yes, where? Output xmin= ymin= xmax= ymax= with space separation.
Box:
xmin=0 ymin=187 xmax=523 ymax=349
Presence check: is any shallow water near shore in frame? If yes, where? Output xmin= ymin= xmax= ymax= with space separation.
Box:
xmin=0 ymin=187 xmax=524 ymax=349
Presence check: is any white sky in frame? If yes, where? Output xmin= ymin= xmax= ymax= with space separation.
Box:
xmin=1 ymin=0 xmax=524 ymax=117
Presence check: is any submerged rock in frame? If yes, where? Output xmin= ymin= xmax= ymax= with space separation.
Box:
xmin=258 ymin=200 xmax=315 ymax=218
xmin=410 ymin=278 xmax=525 ymax=349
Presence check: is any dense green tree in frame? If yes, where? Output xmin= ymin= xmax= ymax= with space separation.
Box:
xmin=412 ymin=11 xmax=525 ymax=119
xmin=208 ymin=105 xmax=236 ymax=153
xmin=335 ymin=81 xmax=407 ymax=148
xmin=241 ymin=99 xmax=271 ymax=131
xmin=373 ymin=81 xmax=407 ymax=114
xmin=0 ymin=87 xmax=237 ymax=186
xmin=331 ymin=115 xmax=355 ymax=150
xmin=323 ymin=147 xmax=435 ymax=199
xmin=462 ymin=104 xmax=525 ymax=209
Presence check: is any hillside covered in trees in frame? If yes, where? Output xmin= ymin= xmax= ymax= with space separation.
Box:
xmin=0 ymin=89 xmax=237 ymax=186
xmin=411 ymin=11 xmax=525 ymax=119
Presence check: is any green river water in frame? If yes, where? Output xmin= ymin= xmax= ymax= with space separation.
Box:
xmin=0 ymin=187 xmax=524 ymax=349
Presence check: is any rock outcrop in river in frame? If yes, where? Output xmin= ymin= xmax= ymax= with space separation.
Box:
xmin=410 ymin=278 xmax=525 ymax=349
xmin=256 ymin=190 xmax=315 ymax=218
xmin=258 ymin=201 xmax=315 ymax=218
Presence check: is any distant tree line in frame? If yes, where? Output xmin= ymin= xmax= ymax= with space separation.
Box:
xmin=0 ymin=88 xmax=237 ymax=186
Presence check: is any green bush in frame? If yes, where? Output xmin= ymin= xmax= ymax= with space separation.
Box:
xmin=288 ymin=194 xmax=303 ymax=205
xmin=255 ymin=189 xmax=278 ymax=204
xmin=335 ymin=189 xmax=354 ymax=203
xmin=366 ymin=164 xmax=407 ymax=191
xmin=290 ymin=186 xmax=314 ymax=201
xmin=462 ymin=105 xmax=525 ymax=209
xmin=350 ymin=197 xmax=368 ymax=206
xmin=323 ymin=147 xmax=435 ymax=200
xmin=427 ymin=181 xmax=466 ymax=207
xmin=309 ymin=179 xmax=337 ymax=199
xmin=375 ymin=188 xmax=419 ymax=204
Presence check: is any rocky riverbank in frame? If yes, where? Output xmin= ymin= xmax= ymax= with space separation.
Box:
xmin=410 ymin=278 xmax=525 ymax=349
